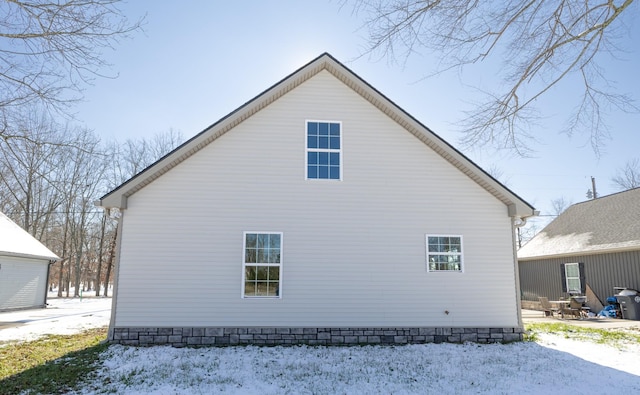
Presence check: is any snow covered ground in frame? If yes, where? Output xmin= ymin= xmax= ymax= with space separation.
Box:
xmin=74 ymin=334 xmax=640 ymax=394
xmin=0 ymin=296 xmax=111 ymax=344
xmin=2 ymin=299 xmax=639 ymax=393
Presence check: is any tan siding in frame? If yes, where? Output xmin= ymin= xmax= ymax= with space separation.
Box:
xmin=115 ymin=71 xmax=519 ymax=328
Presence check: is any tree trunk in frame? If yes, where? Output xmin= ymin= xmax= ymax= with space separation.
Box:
xmin=95 ymin=211 xmax=106 ymax=296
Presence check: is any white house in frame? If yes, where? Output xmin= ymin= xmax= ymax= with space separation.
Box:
xmin=97 ymin=53 xmax=536 ymax=345
xmin=0 ymin=211 xmax=58 ymax=311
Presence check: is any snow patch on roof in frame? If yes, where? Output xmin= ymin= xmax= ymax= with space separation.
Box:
xmin=0 ymin=212 xmax=58 ymax=260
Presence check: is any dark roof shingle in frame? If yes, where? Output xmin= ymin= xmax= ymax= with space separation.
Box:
xmin=518 ymin=187 xmax=640 ymax=259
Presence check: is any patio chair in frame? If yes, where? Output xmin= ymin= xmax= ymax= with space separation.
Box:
xmin=570 ymin=297 xmax=591 ymax=317
xmin=538 ymin=297 xmax=559 ymax=317
xmin=563 ymin=298 xmax=584 ymax=319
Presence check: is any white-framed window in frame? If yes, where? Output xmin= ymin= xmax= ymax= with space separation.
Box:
xmin=563 ymin=262 xmax=581 ymax=294
xmin=242 ymin=232 xmax=282 ymax=298
xmin=426 ymin=235 xmax=463 ymax=272
xmin=306 ymin=120 xmax=341 ymax=180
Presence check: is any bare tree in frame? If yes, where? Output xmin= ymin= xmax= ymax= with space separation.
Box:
xmin=1 ymin=120 xmax=181 ymax=297
xmin=351 ymin=0 xmax=638 ymax=156
xmin=0 ymin=110 xmax=69 ymax=237
xmin=0 ymin=0 xmax=143 ymax=139
xmin=105 ymin=129 xmax=184 ymax=188
xmin=551 ymin=197 xmax=573 ymax=216
xmin=485 ymin=164 xmax=511 ymax=187
xmin=611 ymin=158 xmax=640 ymax=190
xmin=517 ymin=221 xmax=539 ymax=249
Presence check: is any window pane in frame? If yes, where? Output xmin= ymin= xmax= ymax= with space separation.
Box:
xmin=244 ymin=282 xmax=256 ymax=297
xmin=246 ymin=233 xmax=257 ymax=248
xmin=257 ymin=266 xmax=268 ymax=280
xmin=245 ymin=266 xmax=256 ymax=280
xmin=319 ymin=122 xmax=329 ymax=135
xmin=329 ymin=152 xmax=339 ymax=165
xmin=308 ymin=152 xmax=318 ymax=165
xmin=269 ymin=234 xmax=281 ymax=248
xmin=245 ymin=249 xmax=256 ymax=263
xmin=257 ymin=249 xmax=267 ymax=263
xmin=256 ymin=282 xmax=268 ymax=296
xmin=269 ymin=249 xmax=280 ymax=263
xmin=319 ymin=152 xmax=329 ymax=164
xmin=329 ymin=166 xmax=340 ymax=179
xmin=267 ymin=283 xmax=278 ymax=297
xmin=308 ymin=166 xmax=318 ymax=178
xmin=567 ymin=279 xmax=580 ymax=293
xmin=257 ymin=234 xmax=268 ymax=248
xmin=307 ymin=122 xmax=318 ymax=136
xmin=319 ymin=166 xmax=329 ymax=179
xmin=307 ymin=136 xmax=318 ymax=149
xmin=269 ymin=267 xmax=280 ymax=280
xmin=330 ymin=123 xmax=340 ymax=136
xmin=319 ymin=136 xmax=329 ymax=149
xmin=330 ymin=137 xmax=340 ymax=149
xmin=566 ymin=264 xmax=579 ymax=277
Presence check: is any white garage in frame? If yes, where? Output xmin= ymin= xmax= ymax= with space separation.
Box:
xmin=0 ymin=212 xmax=58 ymax=311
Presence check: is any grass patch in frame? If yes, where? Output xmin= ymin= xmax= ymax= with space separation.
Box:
xmin=524 ymin=322 xmax=640 ymax=347
xmin=0 ymin=327 xmax=108 ymax=395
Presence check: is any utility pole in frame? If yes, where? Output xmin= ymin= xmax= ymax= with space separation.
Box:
xmin=586 ymin=177 xmax=598 ymax=199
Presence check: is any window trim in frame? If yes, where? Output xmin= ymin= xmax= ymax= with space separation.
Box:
xmin=241 ymin=231 xmax=283 ymax=299
xmin=305 ymin=120 xmax=343 ymax=181
xmin=425 ymin=235 xmax=464 ymax=273
xmin=563 ymin=262 xmax=581 ymax=294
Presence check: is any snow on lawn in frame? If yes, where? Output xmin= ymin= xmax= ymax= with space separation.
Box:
xmin=0 ymin=296 xmax=111 ymax=344
xmin=74 ymin=336 xmax=640 ymax=394
xmin=3 ymin=300 xmax=639 ymax=393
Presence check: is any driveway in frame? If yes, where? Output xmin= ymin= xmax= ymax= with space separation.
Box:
xmin=0 ymin=296 xmax=112 ymax=344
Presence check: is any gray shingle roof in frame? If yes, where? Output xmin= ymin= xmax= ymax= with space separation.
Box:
xmin=518 ymin=187 xmax=640 ymax=259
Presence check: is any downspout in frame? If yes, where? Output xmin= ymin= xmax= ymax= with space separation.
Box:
xmin=44 ymin=259 xmax=56 ymax=308
xmin=107 ymin=209 xmax=125 ymax=342
xmin=511 ymin=211 xmax=539 ymax=329
xmin=511 ymin=216 xmax=525 ymax=329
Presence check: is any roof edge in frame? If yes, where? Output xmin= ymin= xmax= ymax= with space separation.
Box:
xmin=97 ymin=52 xmax=535 ymax=216
xmin=0 ymin=251 xmax=59 ymax=261
xmin=518 ymin=244 xmax=640 ymax=261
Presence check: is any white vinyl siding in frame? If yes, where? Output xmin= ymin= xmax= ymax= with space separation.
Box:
xmin=0 ymin=256 xmax=49 ymax=311
xmin=114 ymin=70 xmax=519 ymax=328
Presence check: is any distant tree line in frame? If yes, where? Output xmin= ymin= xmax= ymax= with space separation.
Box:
xmin=0 ymin=107 xmax=182 ymax=297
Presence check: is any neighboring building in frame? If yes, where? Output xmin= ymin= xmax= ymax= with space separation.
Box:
xmin=0 ymin=211 xmax=58 ymax=311
xmin=97 ymin=53 xmax=536 ymax=346
xmin=518 ymin=188 xmax=640 ymax=312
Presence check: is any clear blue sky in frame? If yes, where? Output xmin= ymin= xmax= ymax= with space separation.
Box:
xmin=76 ymin=1 xmax=640 ymax=229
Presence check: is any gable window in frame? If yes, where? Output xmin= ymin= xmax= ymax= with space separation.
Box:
xmin=243 ymin=232 xmax=282 ymax=298
xmin=426 ymin=235 xmax=463 ymax=272
xmin=562 ymin=262 xmax=585 ymax=294
xmin=306 ymin=121 xmax=341 ymax=180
